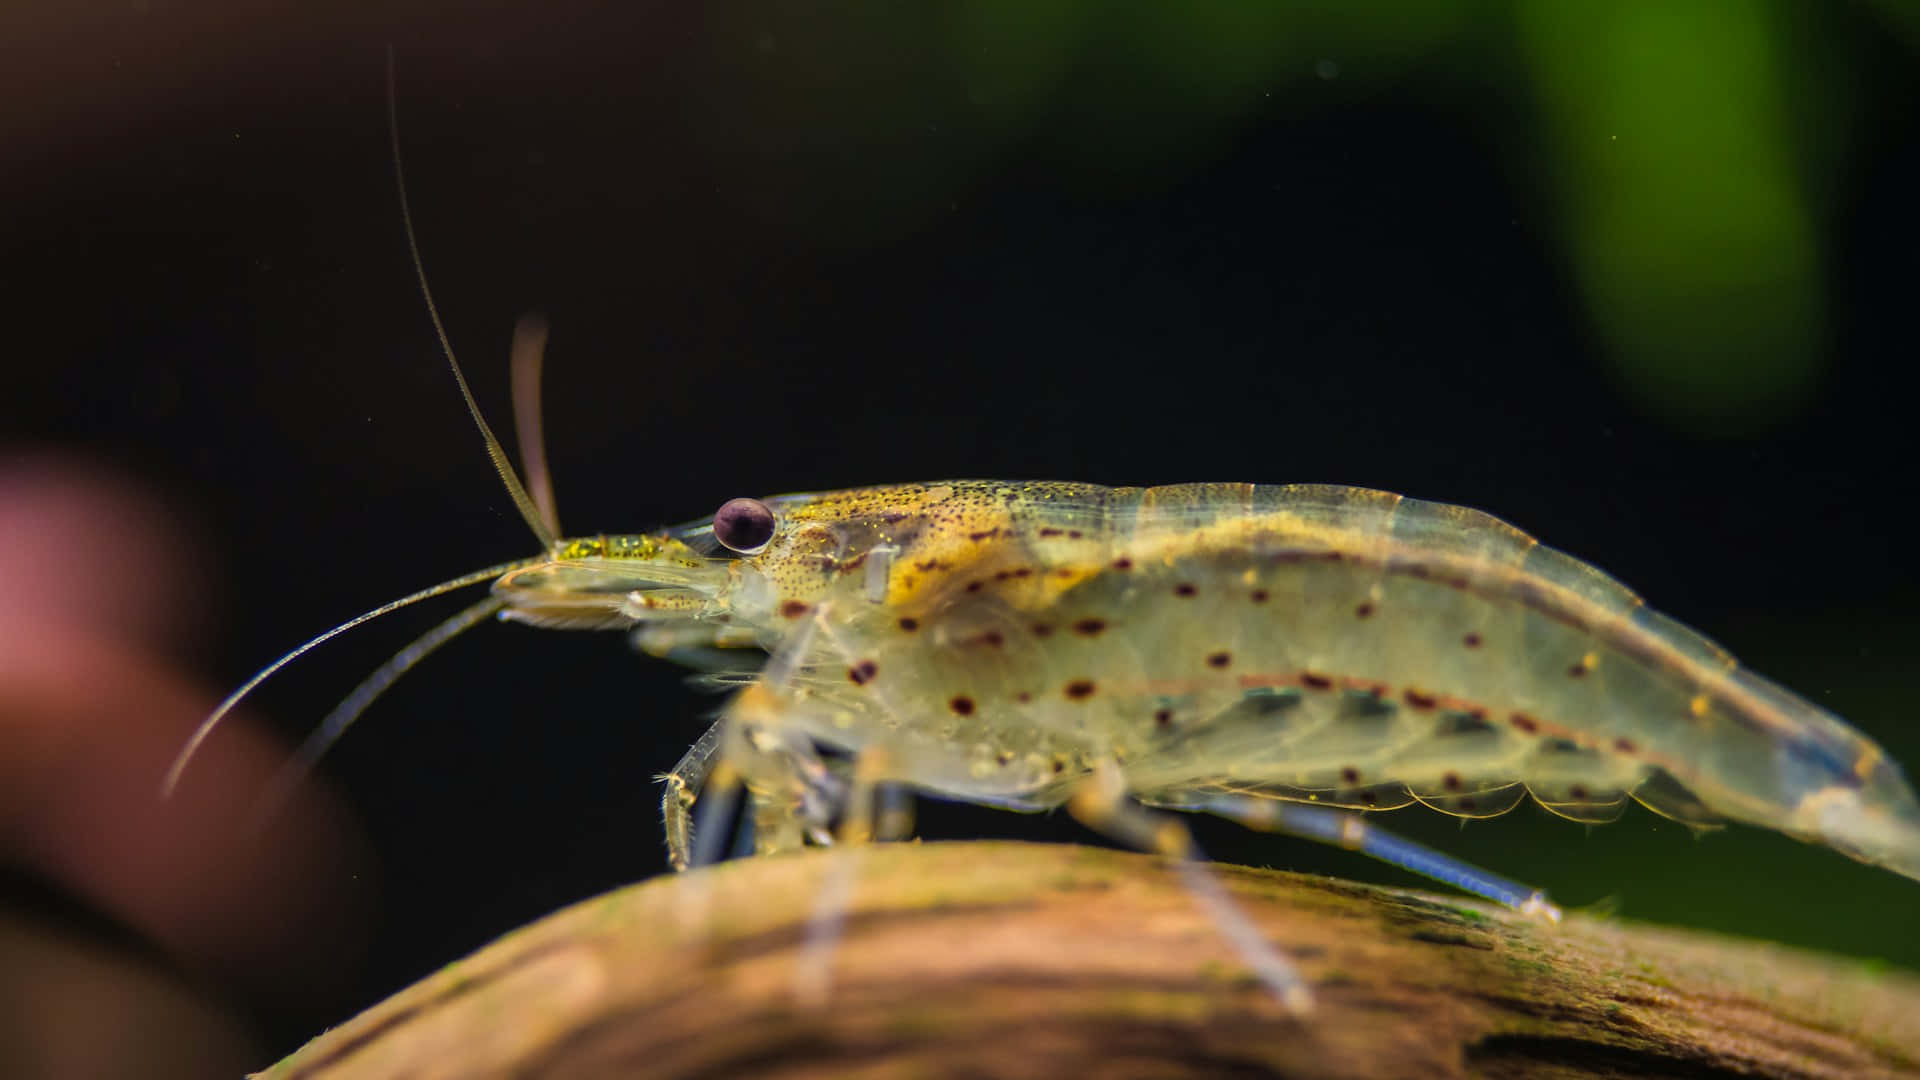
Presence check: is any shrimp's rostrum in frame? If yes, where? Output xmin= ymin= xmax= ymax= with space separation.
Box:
xmin=491 ymin=480 xmax=1920 ymax=886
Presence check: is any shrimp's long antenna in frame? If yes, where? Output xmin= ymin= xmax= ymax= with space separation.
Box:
xmin=250 ymin=593 xmax=508 ymax=821
xmin=166 ymin=53 xmax=570 ymax=799
xmin=162 ymin=558 xmax=543 ymax=796
xmin=387 ymin=45 xmax=557 ymax=550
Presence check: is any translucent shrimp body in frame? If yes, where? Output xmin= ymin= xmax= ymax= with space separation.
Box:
xmin=493 ymin=480 xmax=1920 ymax=883
xmin=177 ymin=66 xmax=1920 ymax=1016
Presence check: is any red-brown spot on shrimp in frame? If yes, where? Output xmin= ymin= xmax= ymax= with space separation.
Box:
xmin=897 ymin=616 xmax=919 ymax=632
xmin=1510 ymin=712 xmax=1540 ymax=733
xmin=1613 ymin=737 xmax=1638 ymax=754
xmin=1301 ymin=672 xmax=1334 ymax=691
xmin=1054 ymin=568 xmax=1076 ymax=580
xmin=1051 ymin=756 xmax=1066 ymax=774
xmin=1072 ymin=618 xmax=1106 ymax=637
xmin=1038 ymin=527 xmax=1063 ymax=537
xmin=1067 ymin=529 xmax=1083 ymax=539
xmin=1442 ymin=771 xmax=1463 ymax=792
xmin=1340 ymin=766 xmax=1361 ymax=785
xmin=949 ymin=696 xmax=976 ymax=716
xmin=848 ymin=660 xmax=878 ymax=685
xmin=965 ymin=580 xmax=984 ymax=593
xmin=1403 ymin=689 xmax=1438 ymax=710
xmin=1154 ymin=708 xmax=1174 ymax=728
xmin=1206 ymin=651 xmax=1232 ymax=669
xmin=780 ymin=600 xmax=812 ymax=618
xmin=1567 ymin=663 xmax=1588 ymax=678
xmin=1463 ymin=632 xmax=1483 ymax=648
xmin=1568 ymin=784 xmax=1590 ymax=800
xmin=1359 ymin=790 xmax=1379 ymax=806
xmin=1355 ymin=602 xmax=1375 ymax=618
xmin=1457 ymin=797 xmax=1478 ymax=812
xmin=1016 ymin=691 xmax=1033 ymax=704
xmin=968 ymin=529 xmax=998 ymax=541
xmin=1031 ymin=622 xmax=1055 ymax=638
xmin=1011 ymin=567 xmax=1033 ymax=578
xmin=1111 ymin=557 xmax=1133 ymax=571
xmin=978 ymin=631 xmax=1005 ymax=648
xmin=1064 ymin=679 xmax=1096 ymax=700
xmin=1174 ymin=583 xmax=1197 ymax=597
xmin=1250 ymin=589 xmax=1269 ymax=603
xmin=995 ymin=749 xmax=1015 ymax=766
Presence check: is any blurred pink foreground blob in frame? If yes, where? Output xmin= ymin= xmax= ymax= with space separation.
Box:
xmin=0 ymin=457 xmax=371 ymax=1075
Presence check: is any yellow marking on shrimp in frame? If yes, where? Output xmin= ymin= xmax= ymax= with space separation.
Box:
xmin=1690 ymin=694 xmax=1712 ymax=718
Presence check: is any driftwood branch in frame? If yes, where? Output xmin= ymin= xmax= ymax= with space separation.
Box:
xmin=260 ymin=841 xmax=1920 ymax=1079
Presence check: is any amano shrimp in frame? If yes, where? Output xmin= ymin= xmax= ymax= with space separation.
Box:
xmin=169 ymin=462 xmax=1920 ymax=1009
xmin=164 ymin=69 xmax=1920 ymax=1013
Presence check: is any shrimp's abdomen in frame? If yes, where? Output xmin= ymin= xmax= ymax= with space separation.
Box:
xmin=800 ymin=482 xmax=1920 ymax=880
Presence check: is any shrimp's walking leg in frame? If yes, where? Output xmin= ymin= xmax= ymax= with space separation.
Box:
xmin=1169 ymin=795 xmax=1562 ymax=922
xmin=671 ymin=702 xmax=829 ymax=871
xmin=661 ymin=719 xmax=728 ymax=872
xmin=796 ymin=751 xmax=902 ymax=1007
xmin=1070 ymin=764 xmax=1314 ymax=1014
xmin=671 ymin=691 xmax=832 ymax=945
xmin=719 ymin=606 xmax=836 ymax=863
xmin=875 ymin=783 xmax=914 ymax=844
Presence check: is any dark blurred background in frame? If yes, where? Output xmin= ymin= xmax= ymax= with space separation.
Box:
xmin=4 ymin=0 xmax=1916 ymax=1069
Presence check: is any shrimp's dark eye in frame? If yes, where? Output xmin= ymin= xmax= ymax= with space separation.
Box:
xmin=713 ymin=497 xmax=777 ymax=555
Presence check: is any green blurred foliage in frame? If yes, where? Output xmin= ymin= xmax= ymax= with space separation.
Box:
xmin=1514 ymin=0 xmax=1822 ymax=431
xmin=700 ymin=0 xmax=1910 ymax=432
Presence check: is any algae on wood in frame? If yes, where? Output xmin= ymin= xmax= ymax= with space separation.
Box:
xmin=261 ymin=841 xmax=1920 ymax=1079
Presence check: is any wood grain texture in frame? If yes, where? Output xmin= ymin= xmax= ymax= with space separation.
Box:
xmin=260 ymin=841 xmax=1920 ymax=1079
